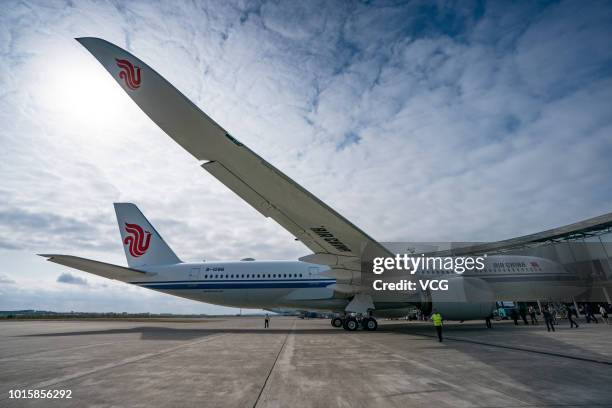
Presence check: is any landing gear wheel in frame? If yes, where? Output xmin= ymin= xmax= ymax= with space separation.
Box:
xmin=343 ymin=317 xmax=358 ymax=331
xmin=331 ymin=317 xmax=343 ymax=328
xmin=363 ymin=317 xmax=378 ymax=331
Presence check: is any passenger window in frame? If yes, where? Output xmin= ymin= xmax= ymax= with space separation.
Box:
xmin=299 ymin=274 xmax=302 ymax=277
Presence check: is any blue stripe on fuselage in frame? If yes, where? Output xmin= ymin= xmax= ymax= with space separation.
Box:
xmin=131 ymin=279 xmax=336 ymax=290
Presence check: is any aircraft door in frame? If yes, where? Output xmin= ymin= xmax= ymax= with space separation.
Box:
xmin=189 ymin=267 xmax=200 ymax=280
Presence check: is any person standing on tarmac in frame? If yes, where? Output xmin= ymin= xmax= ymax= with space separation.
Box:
xmin=431 ymin=309 xmax=443 ymax=342
xmin=519 ymin=304 xmax=529 ymax=325
xmin=264 ymin=313 xmax=270 ymax=328
xmin=600 ymin=304 xmax=609 ymax=324
xmin=528 ymin=306 xmax=538 ymax=325
xmin=568 ymin=304 xmax=579 ymax=328
xmin=585 ymin=303 xmax=598 ymax=323
xmin=543 ymin=306 xmax=555 ymax=332
xmin=510 ymin=308 xmax=519 ymax=326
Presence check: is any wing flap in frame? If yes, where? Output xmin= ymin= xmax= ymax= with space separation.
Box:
xmin=39 ymin=254 xmax=147 ymax=282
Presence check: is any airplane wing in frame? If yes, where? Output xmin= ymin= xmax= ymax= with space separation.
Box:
xmin=76 ymin=37 xmax=391 ymax=278
xmin=39 ymin=254 xmax=148 ymax=282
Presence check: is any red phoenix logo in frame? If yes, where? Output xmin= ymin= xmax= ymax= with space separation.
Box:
xmin=123 ymin=223 xmax=152 ymax=257
xmin=115 ymin=58 xmax=141 ymax=90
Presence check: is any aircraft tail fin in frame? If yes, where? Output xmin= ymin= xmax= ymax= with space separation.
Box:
xmin=114 ymin=203 xmax=182 ymax=267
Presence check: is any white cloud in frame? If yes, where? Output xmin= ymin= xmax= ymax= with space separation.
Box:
xmin=57 ymin=272 xmax=88 ymax=286
xmin=1 ymin=0 xmax=611 ymax=312
xmin=0 ymin=274 xmax=16 ymax=284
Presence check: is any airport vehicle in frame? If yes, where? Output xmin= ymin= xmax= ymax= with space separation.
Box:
xmin=41 ymin=38 xmax=612 ymax=331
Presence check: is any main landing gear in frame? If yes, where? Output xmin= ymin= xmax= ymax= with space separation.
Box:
xmin=330 ymin=315 xmax=378 ymax=331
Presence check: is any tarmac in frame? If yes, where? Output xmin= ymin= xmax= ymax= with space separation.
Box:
xmin=1 ymin=317 xmax=611 ymax=408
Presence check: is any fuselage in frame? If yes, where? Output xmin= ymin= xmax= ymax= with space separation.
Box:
xmin=130 ymin=255 xmax=586 ymax=315
xmin=131 ymin=260 xmax=343 ymax=310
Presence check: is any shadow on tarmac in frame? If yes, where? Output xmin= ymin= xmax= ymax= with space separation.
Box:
xmin=17 ymin=319 xmax=611 ymax=367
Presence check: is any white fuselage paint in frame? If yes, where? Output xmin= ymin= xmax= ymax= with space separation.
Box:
xmin=130 ymin=255 xmax=586 ymax=317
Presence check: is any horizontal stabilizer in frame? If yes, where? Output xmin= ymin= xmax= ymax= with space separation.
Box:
xmin=39 ymin=254 xmax=148 ymax=282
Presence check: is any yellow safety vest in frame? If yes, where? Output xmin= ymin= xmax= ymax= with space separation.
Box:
xmin=432 ymin=313 xmax=442 ymax=326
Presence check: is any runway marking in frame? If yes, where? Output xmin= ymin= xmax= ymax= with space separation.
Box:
xmin=252 ymin=321 xmax=295 ymax=408
xmin=13 ymin=333 xmax=229 ymax=395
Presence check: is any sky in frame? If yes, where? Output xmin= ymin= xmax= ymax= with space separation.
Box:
xmin=1 ymin=0 xmax=611 ymax=314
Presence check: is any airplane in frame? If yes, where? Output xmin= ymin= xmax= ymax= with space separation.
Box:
xmin=41 ymin=38 xmax=612 ymax=331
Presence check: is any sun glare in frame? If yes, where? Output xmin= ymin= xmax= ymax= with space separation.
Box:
xmin=38 ymin=44 xmax=134 ymax=129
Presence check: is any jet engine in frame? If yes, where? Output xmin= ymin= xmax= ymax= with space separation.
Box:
xmin=423 ymin=277 xmax=495 ymax=320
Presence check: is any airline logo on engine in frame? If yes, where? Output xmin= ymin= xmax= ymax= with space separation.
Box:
xmin=123 ymin=223 xmax=152 ymax=257
xmin=115 ymin=58 xmax=141 ymax=90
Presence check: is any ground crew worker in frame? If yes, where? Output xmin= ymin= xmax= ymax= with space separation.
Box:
xmin=519 ymin=303 xmax=529 ymax=325
xmin=599 ymin=304 xmax=609 ymax=324
xmin=510 ymin=308 xmax=519 ymax=325
xmin=430 ymin=309 xmax=443 ymax=342
xmin=543 ymin=306 xmax=555 ymax=332
xmin=585 ymin=303 xmax=598 ymax=323
xmin=528 ymin=306 xmax=538 ymax=325
xmin=264 ymin=313 xmax=270 ymax=328
xmin=567 ymin=304 xmax=579 ymax=328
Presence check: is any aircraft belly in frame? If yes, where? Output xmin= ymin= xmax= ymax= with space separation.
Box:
xmin=153 ymin=285 xmax=346 ymax=310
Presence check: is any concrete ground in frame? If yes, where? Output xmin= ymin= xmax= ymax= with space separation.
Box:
xmin=1 ymin=317 xmax=611 ymax=408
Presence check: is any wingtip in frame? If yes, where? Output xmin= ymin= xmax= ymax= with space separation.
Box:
xmin=74 ymin=37 xmax=109 ymax=48
xmin=37 ymin=254 xmax=55 ymax=259
xmin=75 ymin=36 xmax=99 ymax=42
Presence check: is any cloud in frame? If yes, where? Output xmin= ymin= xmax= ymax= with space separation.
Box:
xmin=57 ymin=272 xmax=88 ymax=286
xmin=0 ymin=274 xmax=16 ymax=284
xmin=0 ymin=1 xmax=611 ymax=312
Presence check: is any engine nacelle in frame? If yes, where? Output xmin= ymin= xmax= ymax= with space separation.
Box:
xmin=425 ymin=277 xmax=495 ymax=320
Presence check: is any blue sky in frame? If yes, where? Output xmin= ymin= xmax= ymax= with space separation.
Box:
xmin=1 ymin=0 xmax=611 ymax=313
